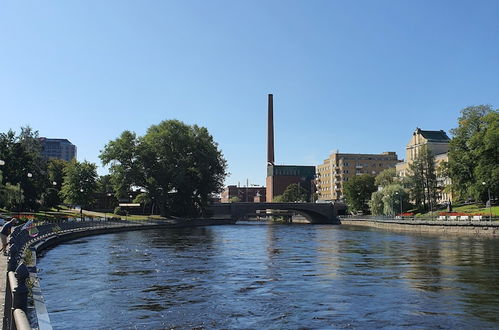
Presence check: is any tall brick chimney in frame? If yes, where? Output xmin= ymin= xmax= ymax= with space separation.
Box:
xmin=267 ymin=94 xmax=274 ymax=166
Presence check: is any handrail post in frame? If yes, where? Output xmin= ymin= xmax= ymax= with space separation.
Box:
xmin=10 ymin=263 xmax=29 ymax=330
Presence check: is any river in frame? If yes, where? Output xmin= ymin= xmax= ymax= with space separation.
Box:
xmin=37 ymin=222 xmax=499 ymax=329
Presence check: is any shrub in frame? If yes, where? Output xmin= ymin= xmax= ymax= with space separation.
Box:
xmin=114 ymin=206 xmax=126 ymax=215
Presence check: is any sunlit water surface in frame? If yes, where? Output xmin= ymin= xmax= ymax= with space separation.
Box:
xmin=38 ymin=223 xmax=499 ymax=329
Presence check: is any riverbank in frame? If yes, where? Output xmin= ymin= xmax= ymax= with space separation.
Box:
xmin=340 ymin=218 xmax=499 ymax=237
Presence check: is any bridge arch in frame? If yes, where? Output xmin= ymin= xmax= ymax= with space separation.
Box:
xmin=209 ymin=202 xmax=339 ymax=224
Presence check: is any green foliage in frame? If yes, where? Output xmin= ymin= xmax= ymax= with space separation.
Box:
xmin=100 ymin=120 xmax=227 ymax=218
xmin=99 ymin=130 xmax=139 ymax=198
xmin=0 ymin=182 xmax=23 ymax=209
xmin=381 ymin=184 xmax=409 ymax=216
xmin=369 ymin=191 xmax=384 ymax=215
xmin=277 ymin=183 xmax=308 ymax=202
xmin=47 ymin=159 xmax=67 ymax=189
xmin=96 ymin=174 xmax=114 ymax=194
xmin=0 ymin=126 xmax=47 ymax=211
xmin=406 ymin=145 xmax=438 ymax=212
xmin=228 ymin=196 xmax=241 ymax=203
xmin=469 ymin=111 xmax=499 ymax=202
xmin=42 ymin=187 xmax=60 ymax=209
xmin=375 ymin=168 xmax=397 ymax=188
xmin=448 ymin=105 xmax=498 ymax=202
xmin=272 ymin=195 xmax=283 ymax=202
xmin=60 ymin=160 xmax=98 ymax=209
xmin=369 ymin=184 xmax=409 ymax=216
xmin=343 ymin=174 xmax=376 ymax=214
xmin=114 ymin=206 xmax=126 ymax=216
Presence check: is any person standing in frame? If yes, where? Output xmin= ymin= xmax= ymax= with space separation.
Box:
xmin=0 ymin=218 xmax=18 ymax=256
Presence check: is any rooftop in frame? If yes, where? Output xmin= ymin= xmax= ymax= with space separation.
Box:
xmin=415 ymin=128 xmax=450 ymax=142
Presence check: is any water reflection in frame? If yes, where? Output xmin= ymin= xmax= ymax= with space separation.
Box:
xmin=38 ymin=224 xmax=499 ymax=329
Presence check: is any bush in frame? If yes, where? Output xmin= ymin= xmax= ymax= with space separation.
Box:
xmin=114 ymin=206 xmax=126 ymax=215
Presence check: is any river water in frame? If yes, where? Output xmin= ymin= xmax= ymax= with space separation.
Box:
xmin=37 ymin=223 xmax=499 ymax=329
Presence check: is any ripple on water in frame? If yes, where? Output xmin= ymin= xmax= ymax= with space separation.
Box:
xmin=37 ymin=225 xmax=499 ymax=329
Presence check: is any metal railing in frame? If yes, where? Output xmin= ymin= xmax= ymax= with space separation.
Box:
xmin=2 ymin=217 xmax=163 ymax=330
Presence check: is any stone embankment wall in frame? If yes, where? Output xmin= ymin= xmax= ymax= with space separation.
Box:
xmin=340 ymin=218 xmax=499 ymax=237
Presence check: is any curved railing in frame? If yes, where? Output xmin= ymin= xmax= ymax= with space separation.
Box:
xmin=2 ymin=218 xmax=164 ymax=330
xmin=2 ymin=217 xmax=234 ymax=330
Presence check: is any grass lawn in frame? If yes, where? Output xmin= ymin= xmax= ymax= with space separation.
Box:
xmin=432 ymin=203 xmax=499 ymax=216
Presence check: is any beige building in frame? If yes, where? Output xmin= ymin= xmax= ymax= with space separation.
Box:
xmin=316 ymin=151 xmax=400 ymax=201
xmin=396 ymin=128 xmax=452 ymax=203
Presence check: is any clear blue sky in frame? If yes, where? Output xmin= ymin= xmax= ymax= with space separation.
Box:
xmin=1 ymin=1 xmax=498 ymax=187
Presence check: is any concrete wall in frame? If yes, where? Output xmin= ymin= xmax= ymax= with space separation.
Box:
xmin=340 ymin=219 xmax=499 ymax=237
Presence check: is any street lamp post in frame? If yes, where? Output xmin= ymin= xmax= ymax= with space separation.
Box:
xmin=80 ymin=188 xmax=84 ymax=221
xmin=390 ymin=193 xmax=394 ymax=217
xmin=52 ymin=181 xmax=58 ymax=211
xmin=18 ymin=172 xmax=33 ymax=218
xmin=396 ymin=191 xmax=402 ymax=216
xmin=106 ymin=193 xmax=112 ymax=220
xmin=482 ymin=182 xmax=492 ymax=221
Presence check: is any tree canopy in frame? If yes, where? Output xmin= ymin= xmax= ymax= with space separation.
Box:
xmin=0 ymin=127 xmax=47 ymax=211
xmin=375 ymin=168 xmax=397 ymax=188
xmin=343 ymin=174 xmax=376 ymax=214
xmin=448 ymin=105 xmax=498 ymax=202
xmin=100 ymin=120 xmax=227 ymax=217
xmin=273 ymin=183 xmax=308 ymax=202
xmin=60 ymin=160 xmax=98 ymax=209
xmin=405 ymin=145 xmax=438 ymax=212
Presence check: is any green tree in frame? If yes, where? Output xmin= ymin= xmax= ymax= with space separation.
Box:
xmin=381 ymin=184 xmax=409 ymax=216
xmin=447 ymin=105 xmax=496 ymax=201
xmin=0 ymin=127 xmax=47 ymax=211
xmin=99 ymin=130 xmax=139 ymax=198
xmin=47 ymin=159 xmax=67 ymax=189
xmin=472 ymin=111 xmax=499 ymax=203
xmin=100 ymin=120 xmax=227 ymax=217
xmin=375 ymin=168 xmax=397 ymax=188
xmin=60 ymin=160 xmax=98 ymax=211
xmin=96 ymin=174 xmax=114 ymax=194
xmin=369 ymin=190 xmax=384 ymax=215
xmin=43 ymin=159 xmax=67 ymax=208
xmin=41 ymin=188 xmax=60 ymax=209
xmin=275 ymin=183 xmax=308 ymax=202
xmin=343 ymin=174 xmax=376 ymax=214
xmin=0 ymin=169 xmax=23 ymax=210
xmin=406 ymin=145 xmax=438 ymax=212
xmin=228 ymin=196 xmax=241 ymax=203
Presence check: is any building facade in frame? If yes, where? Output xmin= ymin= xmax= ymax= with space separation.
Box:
xmin=395 ymin=128 xmax=450 ymax=177
xmin=39 ymin=138 xmax=77 ymax=161
xmin=316 ymin=151 xmax=399 ymax=201
xmin=395 ymin=128 xmax=451 ymax=203
xmin=221 ymin=185 xmax=266 ymax=203
xmin=266 ymin=165 xmax=315 ymax=202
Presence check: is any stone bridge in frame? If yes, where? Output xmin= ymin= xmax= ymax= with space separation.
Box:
xmin=209 ymin=202 xmax=339 ymax=224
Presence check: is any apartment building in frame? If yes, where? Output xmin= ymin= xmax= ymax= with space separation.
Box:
xmin=316 ymin=151 xmax=399 ymax=201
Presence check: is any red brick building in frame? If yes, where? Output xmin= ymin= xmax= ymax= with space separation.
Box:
xmin=221 ymin=185 xmax=266 ymax=203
